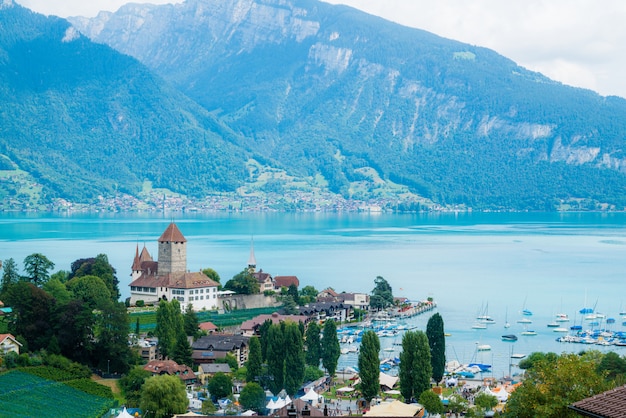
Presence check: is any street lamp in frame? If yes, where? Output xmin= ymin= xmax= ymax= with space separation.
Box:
xmin=107 ymin=359 xmax=110 ymax=375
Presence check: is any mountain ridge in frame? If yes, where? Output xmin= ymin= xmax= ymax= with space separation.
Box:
xmin=2 ymin=0 xmax=626 ymax=211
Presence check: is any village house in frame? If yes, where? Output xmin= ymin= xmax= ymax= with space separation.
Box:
xmin=240 ymin=312 xmax=309 ymax=336
xmin=143 ymin=359 xmax=197 ymax=385
xmin=129 ymin=223 xmax=220 ymax=312
xmin=273 ymin=275 xmax=300 ymax=292
xmin=197 ymin=363 xmax=232 ymax=385
xmin=298 ymin=302 xmax=353 ymax=323
xmin=191 ymin=334 xmax=250 ymax=368
xmin=0 ymin=333 xmax=21 ymax=355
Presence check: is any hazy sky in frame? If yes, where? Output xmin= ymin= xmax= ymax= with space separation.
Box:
xmin=15 ymin=0 xmax=626 ymax=98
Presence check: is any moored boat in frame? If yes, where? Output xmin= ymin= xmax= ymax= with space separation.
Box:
xmin=502 ymin=334 xmax=518 ymax=342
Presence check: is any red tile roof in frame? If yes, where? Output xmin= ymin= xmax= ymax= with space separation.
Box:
xmin=130 ymin=271 xmax=219 ymax=289
xmin=158 ymin=223 xmax=187 ymax=243
xmin=274 ymin=276 xmax=299 ymax=288
xmin=570 ymin=385 xmax=626 ymax=418
xmin=143 ymin=360 xmax=196 ymax=381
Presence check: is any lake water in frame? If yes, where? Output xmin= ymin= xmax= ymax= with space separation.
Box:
xmin=1 ymin=211 xmax=626 ymax=378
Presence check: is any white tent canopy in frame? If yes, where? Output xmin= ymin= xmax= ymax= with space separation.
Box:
xmin=337 ymin=387 xmax=355 ymax=393
xmin=116 ymin=408 xmax=135 ymax=418
xmin=379 ymin=372 xmax=399 ymax=390
xmin=301 ymin=388 xmax=322 ymax=403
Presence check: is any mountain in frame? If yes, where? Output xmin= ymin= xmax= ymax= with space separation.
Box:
xmin=3 ymin=0 xmax=626 ymax=211
xmin=68 ymin=0 xmax=626 ymax=211
xmin=0 ymin=1 xmax=249 ymax=208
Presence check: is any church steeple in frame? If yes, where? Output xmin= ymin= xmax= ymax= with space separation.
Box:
xmin=247 ymin=237 xmax=257 ymax=273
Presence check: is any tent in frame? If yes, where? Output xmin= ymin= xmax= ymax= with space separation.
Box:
xmin=300 ymin=388 xmax=322 ymax=405
xmin=485 ymin=386 xmax=509 ymax=402
xmin=116 ymin=408 xmax=135 ymax=418
xmin=365 ymin=400 xmax=423 ymax=417
xmin=379 ymin=372 xmax=399 ymax=391
xmin=337 ymin=387 xmax=355 ymax=393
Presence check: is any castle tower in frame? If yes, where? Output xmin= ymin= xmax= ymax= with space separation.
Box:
xmin=157 ymin=222 xmax=187 ymax=274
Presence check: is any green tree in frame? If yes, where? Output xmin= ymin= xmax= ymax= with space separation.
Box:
xmin=202 ymin=268 xmax=221 ymax=288
xmin=287 ymin=284 xmax=300 ymax=304
xmin=1 ymin=258 xmax=19 ymax=295
xmin=118 ymin=366 xmax=151 ymax=407
xmin=259 ymin=319 xmax=273 ymax=361
xmin=23 ymin=253 xmax=54 ymax=287
xmin=282 ymin=295 xmax=299 ymax=314
xmin=208 ymin=372 xmax=233 ymax=401
xmin=358 ymin=330 xmax=380 ymax=404
xmin=183 ymin=304 xmax=200 ymax=338
xmin=399 ymin=330 xmax=432 ymax=402
xmin=93 ymin=301 xmax=133 ymax=374
xmin=140 ymin=374 xmax=188 ymax=418
xmin=299 ymin=285 xmax=318 ymax=304
xmin=446 ymin=393 xmax=469 ymax=416
xmin=370 ymin=276 xmax=393 ymax=310
xmin=597 ymin=351 xmax=626 ymax=382
xmin=70 ymin=254 xmax=120 ymax=301
xmin=55 ymin=299 xmax=94 ymax=364
xmin=304 ymin=365 xmax=324 ymax=382
xmin=156 ymin=299 xmax=182 ymax=359
xmin=419 ymin=390 xmax=444 ymax=416
xmin=505 ymin=352 xmax=611 ymax=417
xmin=426 ymin=313 xmax=446 ymax=384
xmin=284 ymin=321 xmax=305 ymax=396
xmin=50 ymin=270 xmax=70 ymax=284
xmin=266 ymin=323 xmax=285 ymax=394
xmin=474 ymin=392 xmax=498 ymax=413
xmin=43 ymin=277 xmax=73 ymax=306
xmin=246 ymin=336 xmax=263 ymax=384
xmin=239 ymin=382 xmax=266 ymax=413
xmin=171 ymin=330 xmax=193 ymax=367
xmin=224 ymin=269 xmax=260 ymax=295
xmin=4 ymin=281 xmax=55 ymax=351
xmin=321 ymin=320 xmax=340 ymax=378
xmin=66 ymin=275 xmax=111 ymax=310
xmin=304 ymin=321 xmax=322 ymax=367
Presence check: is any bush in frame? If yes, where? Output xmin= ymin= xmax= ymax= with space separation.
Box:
xmin=136 ymin=300 xmax=145 ymax=307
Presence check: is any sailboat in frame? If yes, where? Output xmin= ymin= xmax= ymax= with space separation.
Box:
xmin=504 ymin=308 xmax=511 ymax=329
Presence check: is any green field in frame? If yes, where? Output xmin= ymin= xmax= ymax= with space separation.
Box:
xmin=0 ymin=370 xmax=116 ymax=418
xmin=129 ymin=306 xmax=280 ymax=333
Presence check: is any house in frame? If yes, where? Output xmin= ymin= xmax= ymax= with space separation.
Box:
xmin=0 ymin=333 xmax=21 ymax=354
xmin=273 ymin=275 xmax=300 ymax=292
xmin=134 ymin=339 xmax=157 ymax=362
xmin=199 ymin=321 xmax=218 ymax=334
xmin=143 ymin=359 xmax=197 ymax=384
xmin=338 ymin=292 xmax=369 ymax=311
xmin=191 ymin=334 xmax=250 ymax=368
xmin=317 ymin=288 xmax=340 ymax=301
xmin=197 ymin=363 xmax=232 ymax=385
xmin=240 ymin=312 xmax=309 ymax=336
xmin=298 ymin=302 xmax=352 ymax=323
xmin=129 ymin=223 xmax=220 ymax=312
xmin=569 ymin=385 xmax=626 ymax=417
xmin=252 ymin=270 xmax=274 ymax=293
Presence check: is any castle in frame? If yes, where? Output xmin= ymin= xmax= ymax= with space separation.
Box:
xmin=129 ymin=222 xmax=219 ymax=311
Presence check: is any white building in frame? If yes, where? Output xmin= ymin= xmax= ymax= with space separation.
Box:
xmin=129 ymin=222 xmax=219 ymax=311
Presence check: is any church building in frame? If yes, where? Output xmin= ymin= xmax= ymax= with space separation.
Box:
xmin=129 ymin=222 xmax=219 ymax=311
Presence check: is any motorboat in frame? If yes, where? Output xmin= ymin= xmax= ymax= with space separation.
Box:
xmin=501 ymin=334 xmax=518 ymax=342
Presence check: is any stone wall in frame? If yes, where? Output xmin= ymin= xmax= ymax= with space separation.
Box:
xmin=217 ymin=293 xmax=281 ymax=313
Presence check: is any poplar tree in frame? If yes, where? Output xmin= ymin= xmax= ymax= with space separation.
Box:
xmin=399 ymin=330 xmax=432 ymax=401
xmin=304 ymin=321 xmax=322 ymax=367
xmin=266 ymin=323 xmax=285 ymax=394
xmin=246 ymin=336 xmax=263 ymax=384
xmin=358 ymin=330 xmax=380 ymax=403
xmin=284 ymin=322 xmax=305 ymax=395
xmin=321 ymin=320 xmax=340 ymax=378
xmin=426 ymin=313 xmax=446 ymax=384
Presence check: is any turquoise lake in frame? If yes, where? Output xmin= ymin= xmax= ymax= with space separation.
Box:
xmin=1 ymin=211 xmax=626 ymax=378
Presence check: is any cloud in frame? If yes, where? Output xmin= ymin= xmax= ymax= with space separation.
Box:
xmin=323 ymin=0 xmax=626 ymax=98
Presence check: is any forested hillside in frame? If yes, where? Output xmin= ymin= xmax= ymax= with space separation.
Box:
xmin=3 ymin=0 xmax=626 ymax=210
xmin=0 ymin=3 xmax=248 ymax=206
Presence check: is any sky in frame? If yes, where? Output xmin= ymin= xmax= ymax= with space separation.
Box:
xmin=14 ymin=0 xmax=626 ymax=98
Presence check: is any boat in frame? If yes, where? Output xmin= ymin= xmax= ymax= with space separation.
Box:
xmin=471 ymin=322 xmax=487 ymax=329
xmin=522 ymin=309 xmax=533 ymax=316
xmin=476 ymin=302 xmax=496 ymax=324
xmin=571 ymin=324 xmax=583 ymax=331
xmin=477 ymin=344 xmax=491 ymax=351
xmin=517 ymin=318 xmax=532 ymax=324
xmin=547 ymin=322 xmax=559 ymax=328
xmin=504 ymin=307 xmax=511 ymax=329
xmin=511 ymin=353 xmax=526 ymax=359
xmin=553 ymin=327 xmax=568 ymax=333
xmin=502 ymin=334 xmax=518 ymax=342
xmin=555 ymin=313 xmax=570 ymax=322
xmin=521 ymin=330 xmax=537 ymax=336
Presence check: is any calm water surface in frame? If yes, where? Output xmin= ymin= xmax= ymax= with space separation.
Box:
xmin=1 ymin=211 xmax=625 ymax=377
